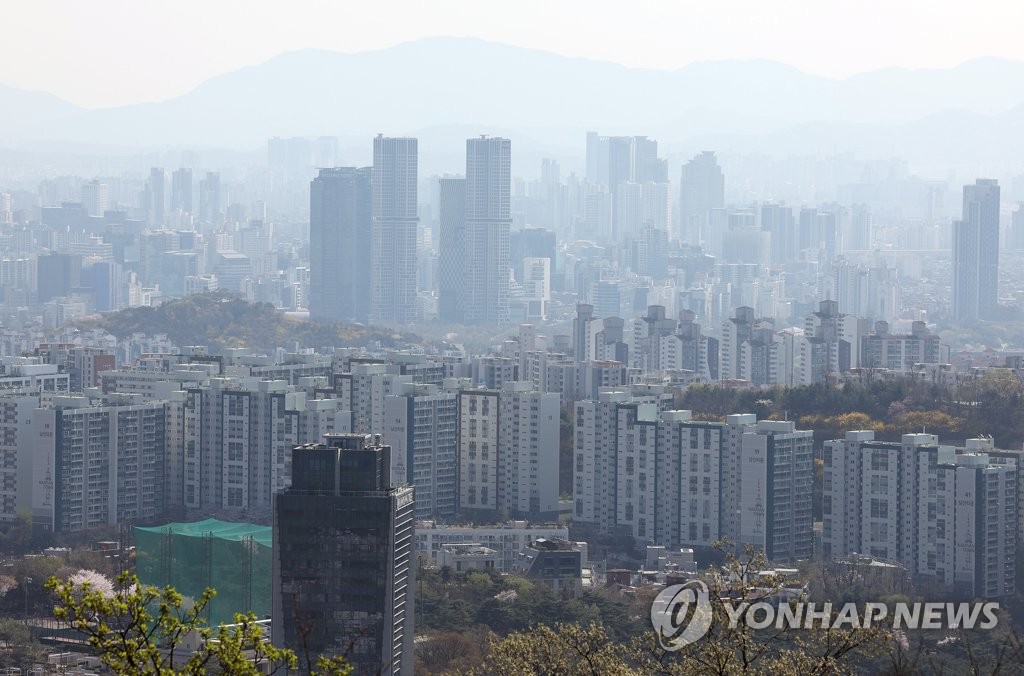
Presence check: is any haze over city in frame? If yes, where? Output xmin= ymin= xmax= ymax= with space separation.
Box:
xmin=2 ymin=2 xmax=1024 ymax=674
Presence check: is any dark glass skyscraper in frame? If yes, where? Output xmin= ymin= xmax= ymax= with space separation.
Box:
xmin=272 ymin=433 xmax=415 ymax=675
xmin=309 ymin=167 xmax=372 ymax=322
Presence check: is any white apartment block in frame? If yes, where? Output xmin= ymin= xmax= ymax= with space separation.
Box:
xmin=575 ymin=402 xmax=813 ymax=563
xmin=458 ymin=389 xmax=500 ymax=512
xmin=32 ymin=395 xmax=167 ymax=532
xmin=824 ymin=431 xmax=1017 ymax=598
xmin=498 ymin=382 xmax=559 ymax=516
xmin=383 ymin=383 xmax=458 ymax=520
xmin=738 ymin=420 xmax=815 ymax=562
xmin=182 ymin=378 xmax=350 ymax=514
xmin=0 ymin=359 xmax=69 ymax=392
xmin=458 ymin=382 xmax=560 ymax=518
xmin=0 ymin=391 xmax=41 ymax=524
xmin=333 ymin=363 xmax=413 ymax=434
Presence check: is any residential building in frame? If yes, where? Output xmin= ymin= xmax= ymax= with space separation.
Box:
xmin=371 ymin=136 xmax=418 ymax=324
xmin=463 ymin=136 xmax=511 ymax=324
xmin=309 ymin=167 xmax=372 ymax=322
xmin=952 ymin=179 xmax=1000 ymax=321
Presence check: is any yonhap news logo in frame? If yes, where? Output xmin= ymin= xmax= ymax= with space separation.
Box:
xmin=650 ymin=580 xmax=714 ymax=649
xmin=650 ymin=584 xmax=1001 ymax=651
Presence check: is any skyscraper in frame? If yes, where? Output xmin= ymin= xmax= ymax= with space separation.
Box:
xmin=437 ymin=177 xmax=466 ymax=323
xmin=81 ymin=180 xmax=109 ymax=217
xmin=170 ymin=168 xmax=193 ymax=215
xmin=761 ymin=203 xmax=796 ymax=267
xmin=272 ymin=433 xmax=414 ymax=675
xmin=309 ymin=167 xmax=372 ymax=322
xmin=463 ymin=136 xmax=511 ymax=324
xmin=371 ymin=136 xmax=418 ymax=324
xmin=147 ymin=168 xmax=165 ymax=227
xmin=953 ymin=178 xmax=1000 ymax=322
xmin=198 ymin=171 xmax=221 ymax=226
xmin=679 ymin=152 xmax=725 ymax=245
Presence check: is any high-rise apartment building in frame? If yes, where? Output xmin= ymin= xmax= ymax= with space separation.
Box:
xmin=383 ymin=382 xmax=457 ymax=520
xmin=181 ymin=378 xmax=351 ymax=514
xmin=437 ymin=177 xmax=466 ymax=323
xmin=573 ymin=401 xmax=813 ymax=563
xmin=32 ymin=395 xmax=167 ymax=532
xmin=824 ymin=431 xmax=1016 ymax=598
xmin=457 ymin=382 xmax=560 ymax=519
xmin=463 ymin=136 xmax=512 ymax=324
xmin=737 ymin=420 xmax=814 ymax=562
xmin=371 ymin=136 xmax=418 ymax=324
xmin=272 ymin=434 xmax=414 ymax=675
xmin=309 ymin=167 xmax=372 ymax=322
xmin=952 ymin=179 xmax=1000 ymax=321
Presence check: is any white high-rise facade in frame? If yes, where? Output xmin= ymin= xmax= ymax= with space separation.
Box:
xmin=823 ymin=431 xmax=1016 ymax=598
xmin=458 ymin=382 xmax=559 ymax=518
xmin=383 ymin=382 xmax=457 ymax=520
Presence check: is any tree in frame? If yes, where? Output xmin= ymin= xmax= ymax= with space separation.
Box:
xmin=46 ymin=571 xmax=351 ymax=676
xmin=0 ymin=617 xmax=47 ymax=672
xmin=470 ymin=622 xmax=636 ymax=675
xmin=471 ymin=544 xmax=892 ymax=676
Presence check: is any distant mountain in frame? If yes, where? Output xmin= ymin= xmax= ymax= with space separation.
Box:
xmin=4 ymin=38 xmax=1024 ymax=165
xmin=0 ymin=83 xmax=82 ymax=146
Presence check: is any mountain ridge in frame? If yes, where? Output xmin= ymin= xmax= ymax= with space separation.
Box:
xmin=1 ymin=37 xmax=1023 ymax=164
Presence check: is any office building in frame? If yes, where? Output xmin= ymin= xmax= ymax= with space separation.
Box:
xmin=170 ymin=168 xmax=193 ymax=215
xmin=147 ymin=168 xmax=165 ymax=227
xmin=371 ymin=136 xmax=418 ymax=324
xmin=81 ymin=180 xmax=109 ymax=218
xmin=513 ymin=538 xmax=585 ymax=596
xmin=36 ymin=253 xmax=82 ymax=303
xmin=952 ymin=179 xmax=1000 ymax=321
xmin=309 ymin=167 xmax=372 ymax=322
xmin=272 ymin=434 xmax=414 ymax=674
xmin=198 ymin=171 xmax=221 ymax=225
xmin=678 ymin=152 xmax=725 ymax=245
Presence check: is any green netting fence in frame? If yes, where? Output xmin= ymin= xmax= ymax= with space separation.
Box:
xmin=134 ymin=518 xmax=272 ymax=626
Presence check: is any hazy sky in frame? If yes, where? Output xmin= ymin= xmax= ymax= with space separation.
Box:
xmin=7 ymin=0 xmax=1024 ymax=109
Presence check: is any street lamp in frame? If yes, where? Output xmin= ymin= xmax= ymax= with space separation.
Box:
xmin=22 ymin=576 xmax=33 ymax=624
